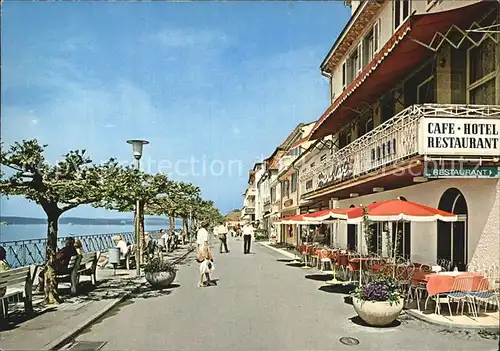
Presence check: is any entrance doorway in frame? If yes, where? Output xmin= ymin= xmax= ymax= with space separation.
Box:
xmin=437 ymin=188 xmax=468 ymax=270
xmin=347 ymin=205 xmax=357 ymax=251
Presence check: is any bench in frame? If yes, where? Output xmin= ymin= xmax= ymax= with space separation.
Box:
xmin=79 ymin=252 xmax=100 ymax=285
xmin=0 ymin=266 xmax=33 ymax=319
xmin=56 ymin=255 xmax=82 ymax=294
xmin=56 ymin=252 xmax=100 ymax=294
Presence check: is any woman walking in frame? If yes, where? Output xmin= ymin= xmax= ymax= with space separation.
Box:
xmin=196 ymin=222 xmax=215 ymax=287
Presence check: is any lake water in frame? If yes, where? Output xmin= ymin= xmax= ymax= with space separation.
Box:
xmin=0 ymin=223 xmax=176 ymax=242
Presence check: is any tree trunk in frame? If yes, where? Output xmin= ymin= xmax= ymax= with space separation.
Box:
xmin=182 ymin=216 xmax=189 ymax=244
xmin=169 ymin=214 xmax=175 ymax=232
xmin=44 ymin=211 xmax=62 ymax=304
xmin=138 ymin=201 xmax=145 ymax=262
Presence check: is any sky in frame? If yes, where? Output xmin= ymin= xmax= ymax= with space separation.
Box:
xmin=1 ymin=1 xmax=350 ymax=218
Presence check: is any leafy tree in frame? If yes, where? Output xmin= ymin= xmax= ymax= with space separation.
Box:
xmin=174 ymin=182 xmax=201 ymax=243
xmin=0 ymin=139 xmax=116 ymax=303
xmin=92 ymin=161 xmax=171 ymax=253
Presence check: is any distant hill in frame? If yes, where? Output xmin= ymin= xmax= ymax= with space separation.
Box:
xmin=224 ymin=210 xmax=241 ymax=222
xmin=0 ymin=216 xmax=181 ymax=226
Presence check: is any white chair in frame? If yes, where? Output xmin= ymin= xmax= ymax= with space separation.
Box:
xmin=433 ymin=276 xmax=474 ymax=317
xmin=470 ymin=277 xmax=499 ymax=316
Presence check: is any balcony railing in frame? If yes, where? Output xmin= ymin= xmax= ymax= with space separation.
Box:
xmin=300 ymin=104 xmax=500 ymax=195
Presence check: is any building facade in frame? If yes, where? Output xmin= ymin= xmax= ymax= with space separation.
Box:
xmin=297 ymin=0 xmax=499 ymax=269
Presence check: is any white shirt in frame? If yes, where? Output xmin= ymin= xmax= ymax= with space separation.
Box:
xmin=196 ymin=227 xmax=209 ymax=246
xmin=242 ymin=225 xmax=254 ymax=237
xmin=216 ymin=224 xmax=227 ymax=235
xmin=116 ymin=240 xmax=129 ymax=256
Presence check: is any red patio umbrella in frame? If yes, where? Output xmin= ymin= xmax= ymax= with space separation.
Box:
xmin=340 ymin=199 xmax=458 ymax=223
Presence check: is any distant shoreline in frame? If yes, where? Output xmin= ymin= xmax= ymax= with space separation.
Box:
xmin=0 ymin=216 xmax=179 ymax=226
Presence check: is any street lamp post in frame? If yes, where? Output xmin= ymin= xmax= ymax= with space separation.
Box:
xmin=127 ymin=139 xmax=149 ymax=277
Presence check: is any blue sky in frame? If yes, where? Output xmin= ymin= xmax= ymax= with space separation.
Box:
xmin=1 ymin=1 xmax=350 ymax=218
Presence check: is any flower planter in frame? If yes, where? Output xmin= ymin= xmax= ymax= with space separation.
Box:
xmin=352 ymin=297 xmax=403 ymax=327
xmin=145 ymin=271 xmax=176 ymax=288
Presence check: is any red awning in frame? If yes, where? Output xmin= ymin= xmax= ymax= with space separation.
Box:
xmin=303 ymin=208 xmax=349 ymax=221
xmin=310 ymin=1 xmax=494 ymax=140
xmin=321 ymin=199 xmax=457 ymax=224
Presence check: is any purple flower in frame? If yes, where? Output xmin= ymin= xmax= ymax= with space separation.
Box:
xmin=363 ymin=282 xmax=389 ymax=301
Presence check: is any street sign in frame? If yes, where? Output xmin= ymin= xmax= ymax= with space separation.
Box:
xmin=424 ymin=165 xmax=500 ymax=178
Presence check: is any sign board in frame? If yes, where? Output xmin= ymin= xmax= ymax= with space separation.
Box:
xmin=419 ymin=118 xmax=500 ymax=156
xmin=425 ymin=165 xmax=500 ymax=178
xmin=284 ymin=199 xmax=293 ymax=207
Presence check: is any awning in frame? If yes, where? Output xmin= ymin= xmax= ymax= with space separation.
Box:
xmin=309 ymin=199 xmax=457 ymax=224
xmin=310 ymin=1 xmax=494 ymax=140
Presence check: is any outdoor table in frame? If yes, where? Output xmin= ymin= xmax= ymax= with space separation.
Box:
xmin=424 ymin=272 xmax=483 ymax=296
xmin=349 ymin=257 xmax=382 ymax=271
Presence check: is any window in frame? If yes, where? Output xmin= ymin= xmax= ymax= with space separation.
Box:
xmin=310 ymin=162 xmax=315 ymax=168
xmin=291 ymin=173 xmax=297 ymax=193
xmin=271 ymin=186 xmax=276 ymax=203
xmin=283 ymin=180 xmax=290 ymax=198
xmin=417 ymin=76 xmax=436 ymax=104
xmin=289 ymin=147 xmax=301 ymax=157
xmin=359 ymin=117 xmax=374 ymax=137
xmin=320 ymin=154 xmax=327 ymax=162
xmin=339 ymin=131 xmax=352 ymax=149
xmin=394 ymin=0 xmax=411 ymax=30
xmin=363 ymin=20 xmax=380 ymax=67
xmin=468 ymin=39 xmax=496 ymax=105
xmin=344 ymin=45 xmax=362 ymax=88
xmin=306 ymin=180 xmax=313 ymax=191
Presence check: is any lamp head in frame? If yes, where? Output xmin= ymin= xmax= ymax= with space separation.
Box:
xmin=127 ymin=139 xmax=149 ymax=160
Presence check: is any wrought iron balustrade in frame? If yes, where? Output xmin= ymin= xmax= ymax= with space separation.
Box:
xmin=1 ymin=230 xmax=161 ymax=268
xmin=300 ymin=103 xmax=500 ymax=194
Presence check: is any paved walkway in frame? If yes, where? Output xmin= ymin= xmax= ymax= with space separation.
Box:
xmin=0 ymin=245 xmax=193 ymax=350
xmin=66 ymin=237 xmax=498 ymax=351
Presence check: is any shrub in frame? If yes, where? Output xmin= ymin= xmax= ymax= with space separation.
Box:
xmin=143 ymin=257 xmax=177 ymax=274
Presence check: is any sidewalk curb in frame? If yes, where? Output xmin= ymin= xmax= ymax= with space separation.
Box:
xmin=406 ymin=309 xmax=500 ymax=333
xmin=44 ymin=291 xmax=132 ymax=351
xmin=259 ymin=242 xmax=298 ymax=260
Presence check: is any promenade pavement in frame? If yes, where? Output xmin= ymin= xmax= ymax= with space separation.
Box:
xmin=0 ymin=244 xmax=193 ymax=351
xmin=64 ymin=236 xmax=498 ymax=351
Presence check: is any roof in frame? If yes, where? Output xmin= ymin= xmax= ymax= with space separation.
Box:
xmin=311 ymin=1 xmax=491 ymax=140
xmin=320 ymin=0 xmax=386 ymax=75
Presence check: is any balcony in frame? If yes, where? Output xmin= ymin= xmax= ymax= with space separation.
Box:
xmin=278 ymin=156 xmax=292 ymax=174
xmin=300 ymin=104 xmax=500 ymax=196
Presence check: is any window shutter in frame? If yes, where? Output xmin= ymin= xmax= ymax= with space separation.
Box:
xmin=342 ymin=61 xmax=347 ymax=90
xmin=373 ymin=20 xmax=380 ymax=53
xmin=357 ymin=43 xmax=362 ymax=74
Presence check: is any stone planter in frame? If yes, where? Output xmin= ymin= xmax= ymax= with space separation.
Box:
xmin=145 ymin=271 xmax=176 ymax=288
xmin=352 ymin=297 xmax=403 ymax=327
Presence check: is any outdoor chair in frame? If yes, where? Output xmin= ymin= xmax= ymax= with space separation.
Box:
xmin=437 ymin=258 xmax=453 ymax=272
xmin=469 ymin=277 xmax=499 ymax=316
xmin=409 ymin=264 xmax=432 ymax=311
xmin=318 ymin=249 xmax=333 ymax=273
xmin=347 ymin=252 xmax=361 ymax=283
xmin=363 ymin=253 xmax=381 ymax=284
xmin=432 ymin=276 xmax=475 ymax=317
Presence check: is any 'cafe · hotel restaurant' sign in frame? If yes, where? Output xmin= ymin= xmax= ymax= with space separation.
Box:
xmin=419 ymin=118 xmax=500 ymax=156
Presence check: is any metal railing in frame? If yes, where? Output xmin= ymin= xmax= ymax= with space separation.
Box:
xmin=1 ymin=230 xmax=162 ymax=268
xmin=299 ymin=103 xmax=500 ymax=195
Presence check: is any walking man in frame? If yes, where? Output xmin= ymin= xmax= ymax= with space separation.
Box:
xmin=217 ymin=223 xmax=230 ymax=254
xmin=242 ymin=222 xmax=254 ymax=254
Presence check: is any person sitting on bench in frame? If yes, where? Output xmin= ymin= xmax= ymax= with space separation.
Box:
xmin=38 ymin=237 xmax=78 ymax=292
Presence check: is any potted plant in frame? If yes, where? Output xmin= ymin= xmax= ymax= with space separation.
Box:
xmin=143 ymin=257 xmax=177 ymax=288
xmin=352 ymin=273 xmax=404 ymax=327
